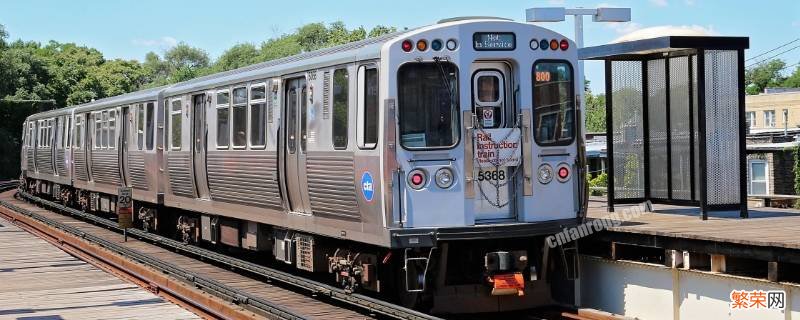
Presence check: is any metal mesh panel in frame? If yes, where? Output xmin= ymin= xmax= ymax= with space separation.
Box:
xmin=704 ymin=50 xmax=741 ymax=205
xmin=647 ymin=59 xmax=668 ymax=199
xmin=611 ymin=61 xmax=645 ymax=199
xmin=669 ymin=56 xmax=692 ymax=200
xmin=692 ymin=55 xmax=700 ymax=201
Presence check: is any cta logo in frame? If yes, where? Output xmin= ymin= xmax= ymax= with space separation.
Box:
xmin=361 ymin=171 xmax=374 ymax=202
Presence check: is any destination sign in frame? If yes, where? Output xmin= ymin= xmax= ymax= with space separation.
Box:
xmin=473 ymin=32 xmax=516 ymax=51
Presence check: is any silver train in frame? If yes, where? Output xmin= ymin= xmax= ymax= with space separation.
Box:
xmin=20 ymin=18 xmax=586 ymax=313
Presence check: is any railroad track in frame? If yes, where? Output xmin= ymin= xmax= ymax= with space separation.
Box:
xmin=0 ymin=182 xmax=439 ymax=320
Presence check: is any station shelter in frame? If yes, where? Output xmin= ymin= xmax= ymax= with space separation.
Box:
xmin=579 ymin=36 xmax=750 ymax=219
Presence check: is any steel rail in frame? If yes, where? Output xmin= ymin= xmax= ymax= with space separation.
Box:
xmin=12 ymin=189 xmax=440 ymax=320
xmin=0 ymin=188 xmax=305 ymax=320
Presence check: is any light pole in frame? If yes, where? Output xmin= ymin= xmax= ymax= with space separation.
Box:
xmin=526 ymin=7 xmax=631 ymax=136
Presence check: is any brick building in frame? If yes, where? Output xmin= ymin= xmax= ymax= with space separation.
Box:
xmin=745 ymin=130 xmax=799 ymax=196
xmin=745 ymin=88 xmax=800 ymax=133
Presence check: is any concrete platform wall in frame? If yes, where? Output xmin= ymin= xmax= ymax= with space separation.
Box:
xmin=580 ymin=255 xmax=800 ymax=320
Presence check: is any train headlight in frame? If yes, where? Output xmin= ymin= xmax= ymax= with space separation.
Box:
xmin=537 ymin=164 xmax=553 ymax=184
xmin=446 ymin=39 xmax=458 ymax=51
xmin=408 ymin=169 xmax=427 ymax=190
xmin=435 ymin=167 xmax=455 ymax=189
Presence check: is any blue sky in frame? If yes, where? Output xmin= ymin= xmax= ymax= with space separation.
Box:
xmin=1 ymin=0 xmax=799 ymax=93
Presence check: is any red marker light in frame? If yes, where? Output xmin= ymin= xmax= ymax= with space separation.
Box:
xmin=402 ymin=40 xmax=413 ymax=52
xmin=560 ymin=39 xmax=569 ymax=51
xmin=549 ymin=39 xmax=559 ymax=50
xmin=412 ymin=173 xmax=424 ymax=185
xmin=558 ymin=167 xmax=569 ymax=179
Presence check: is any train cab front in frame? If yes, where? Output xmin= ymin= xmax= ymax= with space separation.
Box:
xmin=381 ymin=18 xmax=584 ymax=313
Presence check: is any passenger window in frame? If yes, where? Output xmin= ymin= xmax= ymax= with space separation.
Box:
xmin=101 ymin=111 xmax=109 ymax=148
xmin=216 ymin=90 xmax=230 ymax=149
xmin=75 ymin=116 xmax=82 ymax=148
xmin=108 ymin=110 xmax=116 ymax=149
xmin=65 ymin=117 xmax=71 ymax=149
xmin=170 ymin=99 xmax=182 ymax=150
xmin=145 ymin=102 xmax=154 ymax=150
xmin=472 ymin=71 xmax=504 ymax=129
xmin=533 ymin=61 xmax=575 ymax=146
xmin=94 ymin=114 xmax=101 ymax=149
xmin=287 ymin=88 xmax=297 ymax=154
xmin=137 ymin=104 xmax=144 ymax=150
xmin=332 ymin=69 xmax=349 ymax=149
xmin=300 ymin=86 xmax=308 ymax=152
xmin=232 ymin=87 xmax=247 ymax=148
xmin=249 ymin=84 xmax=267 ymax=149
xmin=357 ymin=66 xmax=378 ymax=149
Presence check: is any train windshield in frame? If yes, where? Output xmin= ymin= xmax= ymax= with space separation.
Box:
xmin=398 ymin=62 xmax=459 ymax=149
xmin=533 ymin=61 xmax=575 ymax=146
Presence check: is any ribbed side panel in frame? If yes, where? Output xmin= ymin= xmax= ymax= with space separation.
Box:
xmin=35 ymin=149 xmax=54 ymax=174
xmin=55 ymin=151 xmax=67 ymax=176
xmin=26 ymin=149 xmax=34 ymax=170
xmin=128 ymin=152 xmax=149 ymax=190
xmin=168 ymin=152 xmax=194 ymax=198
xmin=91 ymin=150 xmax=120 ymax=185
xmin=207 ymin=151 xmax=281 ymax=209
xmin=306 ymin=154 xmax=359 ymax=220
xmin=74 ymin=151 xmax=88 ymax=181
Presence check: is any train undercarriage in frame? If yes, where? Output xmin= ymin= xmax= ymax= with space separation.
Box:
xmin=20 ymin=177 xmax=579 ymax=314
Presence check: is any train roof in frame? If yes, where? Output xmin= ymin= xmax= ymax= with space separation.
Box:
xmin=26 ymin=17 xmax=529 ymax=121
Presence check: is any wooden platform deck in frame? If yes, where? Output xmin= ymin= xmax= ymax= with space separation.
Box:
xmin=587 ymin=197 xmax=800 ymax=250
xmin=0 ymin=219 xmax=200 ymax=320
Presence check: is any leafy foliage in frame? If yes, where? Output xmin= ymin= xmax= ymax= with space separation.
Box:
xmin=0 ymin=21 xmax=403 ymax=178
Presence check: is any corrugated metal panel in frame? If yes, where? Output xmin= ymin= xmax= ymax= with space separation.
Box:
xmin=91 ymin=150 xmax=120 ymax=185
xmin=168 ymin=152 xmax=194 ymax=198
xmin=74 ymin=151 xmax=88 ymax=181
xmin=207 ymin=151 xmax=281 ymax=209
xmin=128 ymin=152 xmax=148 ymax=190
xmin=55 ymin=150 xmax=67 ymax=176
xmin=26 ymin=149 xmax=35 ymax=171
xmin=36 ymin=149 xmax=54 ymax=174
xmin=306 ymin=153 xmax=359 ymax=220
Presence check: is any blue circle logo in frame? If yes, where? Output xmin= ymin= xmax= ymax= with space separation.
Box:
xmin=361 ymin=171 xmax=374 ymax=202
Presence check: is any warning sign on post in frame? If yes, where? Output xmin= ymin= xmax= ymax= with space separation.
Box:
xmin=117 ymin=187 xmax=133 ymax=229
xmin=474 ymin=128 xmax=521 ymax=167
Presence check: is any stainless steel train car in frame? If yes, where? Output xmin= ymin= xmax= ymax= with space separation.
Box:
xmin=20 ymin=17 xmax=586 ymax=313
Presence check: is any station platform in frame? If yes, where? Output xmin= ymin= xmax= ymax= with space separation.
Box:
xmin=0 ymin=218 xmax=199 ymax=320
xmin=586 ymin=197 xmax=800 ymax=250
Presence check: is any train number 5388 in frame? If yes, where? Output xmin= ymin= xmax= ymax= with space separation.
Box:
xmin=477 ymin=169 xmax=506 ymax=181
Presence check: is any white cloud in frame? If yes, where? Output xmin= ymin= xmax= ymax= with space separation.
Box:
xmin=611 ymin=25 xmax=717 ymax=43
xmin=131 ymin=36 xmax=178 ymax=48
xmin=650 ymin=0 xmax=668 ymax=6
xmin=684 ymin=0 xmax=695 ymax=5
xmin=604 ymin=22 xmax=643 ymax=35
xmin=793 ymin=21 xmax=800 ymax=28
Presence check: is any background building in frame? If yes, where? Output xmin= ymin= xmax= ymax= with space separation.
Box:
xmin=745 ymin=88 xmax=800 ymax=133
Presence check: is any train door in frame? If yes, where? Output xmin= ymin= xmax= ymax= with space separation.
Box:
xmin=283 ymin=77 xmax=311 ymax=214
xmin=119 ymin=106 xmax=130 ymax=187
xmin=470 ymin=61 xmax=517 ymax=221
xmin=192 ymin=94 xmax=211 ymax=199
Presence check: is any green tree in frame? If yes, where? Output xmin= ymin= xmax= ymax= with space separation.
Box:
xmin=259 ymin=34 xmax=303 ymax=61
xmin=746 ymin=59 xmax=786 ymax=95
xmin=782 ymin=65 xmax=800 ymax=88
xmin=214 ymin=43 xmax=260 ymax=72
xmin=585 ymin=92 xmax=606 ymax=133
xmin=69 ymin=59 xmax=146 ymax=105
xmin=297 ymin=22 xmax=329 ymax=52
xmin=368 ymin=25 xmax=397 ymax=38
